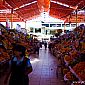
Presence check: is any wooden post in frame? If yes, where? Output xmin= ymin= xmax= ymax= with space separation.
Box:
xmin=64 ymin=22 xmax=66 ymax=33
xmin=76 ymin=9 xmax=78 ymax=28
xmin=25 ymin=21 xmax=26 ymax=29
xmin=25 ymin=21 xmax=27 ymax=34
xmin=11 ymin=8 xmax=13 ymax=29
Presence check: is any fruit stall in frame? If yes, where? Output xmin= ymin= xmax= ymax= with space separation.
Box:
xmin=0 ymin=24 xmax=35 ymax=77
xmin=50 ymin=24 xmax=85 ymax=85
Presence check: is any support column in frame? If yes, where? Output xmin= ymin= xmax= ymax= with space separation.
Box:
xmin=11 ymin=8 xmax=13 ymax=29
xmin=76 ymin=9 xmax=78 ymax=28
xmin=25 ymin=21 xmax=26 ymax=29
xmin=25 ymin=21 xmax=27 ymax=34
xmin=64 ymin=22 xmax=66 ymax=33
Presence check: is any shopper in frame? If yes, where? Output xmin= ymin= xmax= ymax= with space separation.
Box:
xmin=44 ymin=41 xmax=47 ymax=50
xmin=36 ymin=42 xmax=40 ymax=54
xmin=4 ymin=44 xmax=32 ymax=85
xmin=40 ymin=42 xmax=42 ymax=48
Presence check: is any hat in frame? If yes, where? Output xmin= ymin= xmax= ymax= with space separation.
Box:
xmin=12 ymin=43 xmax=26 ymax=53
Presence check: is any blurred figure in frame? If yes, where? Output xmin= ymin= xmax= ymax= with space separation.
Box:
xmin=40 ymin=42 xmax=42 ymax=48
xmin=48 ymin=42 xmax=52 ymax=51
xmin=4 ymin=44 xmax=32 ymax=85
xmin=44 ymin=41 xmax=47 ymax=50
xmin=36 ymin=42 xmax=40 ymax=54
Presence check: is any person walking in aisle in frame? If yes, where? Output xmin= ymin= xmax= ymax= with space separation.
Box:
xmin=36 ymin=42 xmax=40 ymax=54
xmin=44 ymin=41 xmax=47 ymax=50
xmin=4 ymin=44 xmax=33 ymax=85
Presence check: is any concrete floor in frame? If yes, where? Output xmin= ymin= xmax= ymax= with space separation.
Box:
xmin=29 ymin=46 xmax=65 ymax=85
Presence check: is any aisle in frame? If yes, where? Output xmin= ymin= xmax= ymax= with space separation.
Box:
xmin=0 ymin=46 xmax=65 ymax=85
xmin=29 ymin=45 xmax=65 ymax=85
